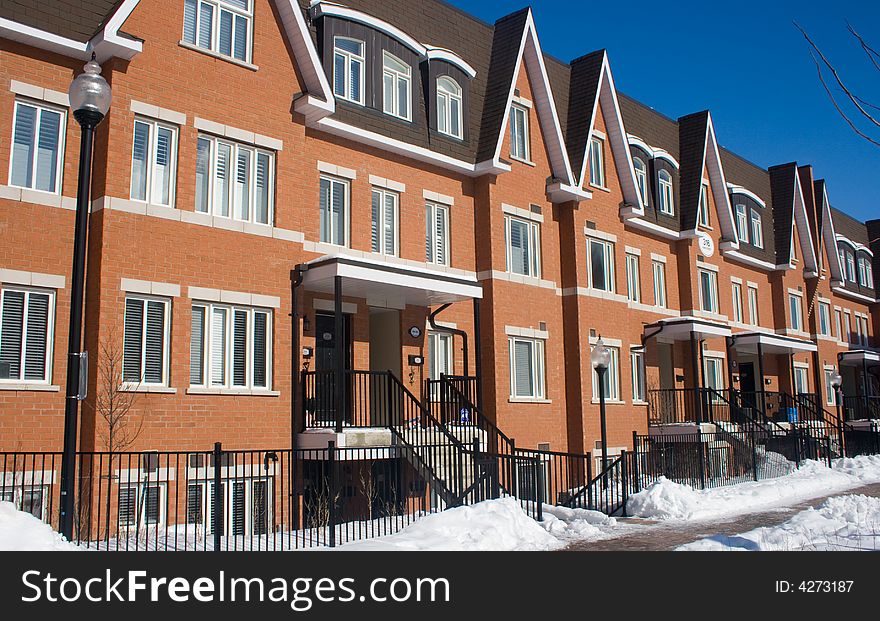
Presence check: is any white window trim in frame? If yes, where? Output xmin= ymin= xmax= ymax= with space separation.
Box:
xmin=591 ymin=344 xmax=621 ymax=403
xmin=652 ymin=260 xmax=667 ymax=309
xmin=750 ymin=208 xmax=764 ymax=249
xmin=788 ymin=292 xmax=804 ymax=333
xmin=130 ymin=117 xmax=179 ymax=209
xmin=505 ymin=214 xmax=541 ymax=279
xmin=625 ymin=253 xmax=640 ymax=303
xmin=747 ymin=285 xmax=760 ymax=326
xmin=630 ymin=349 xmax=646 ymax=404
xmin=698 ymin=182 xmax=711 ymax=228
xmin=508 ymin=336 xmax=546 ymax=401
xmin=657 ymin=170 xmax=674 ymax=216
xmin=8 ymin=99 xmax=66 ymax=196
xmin=182 ymin=0 xmax=254 ymax=65
xmin=426 ymin=201 xmax=450 ymax=267
xmin=382 ymin=51 xmax=412 ymax=121
xmin=0 ymin=285 xmax=55 ymax=386
xmin=333 ymin=36 xmax=366 ymax=106
xmin=588 ymin=238 xmax=616 ymax=294
xmin=319 ymin=174 xmax=350 ymax=247
xmin=371 ymin=187 xmax=399 ymax=257
xmin=122 ymin=295 xmax=172 ymax=388
xmin=589 ymin=136 xmax=606 ymax=189
xmin=698 ymin=269 xmax=719 ymax=314
xmin=436 ymin=76 xmax=463 ymax=139
xmin=509 ymin=104 xmax=531 ymax=164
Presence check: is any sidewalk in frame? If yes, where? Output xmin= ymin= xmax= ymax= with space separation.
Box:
xmin=565 ymin=482 xmax=880 ymax=551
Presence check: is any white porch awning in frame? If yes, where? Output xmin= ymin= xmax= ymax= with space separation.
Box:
xmin=839 ymin=350 xmax=880 ymax=368
xmin=730 ymin=331 xmax=817 ymax=355
xmin=643 ymin=317 xmax=732 ymax=343
xmin=301 ymin=255 xmax=483 ymax=308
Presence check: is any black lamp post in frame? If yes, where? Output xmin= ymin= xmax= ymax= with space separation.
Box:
xmin=58 ymin=56 xmax=111 ymax=540
xmin=591 ymin=337 xmax=612 ymax=471
xmin=831 ymin=372 xmax=844 ymax=457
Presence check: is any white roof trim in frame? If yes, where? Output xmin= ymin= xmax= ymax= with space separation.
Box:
xmin=575 ymin=53 xmax=642 ymax=211
xmin=626 ymin=135 xmax=681 ymax=169
xmin=89 ymin=0 xmax=142 ymax=62
xmin=724 ymin=250 xmax=777 ymax=272
xmin=819 ymin=184 xmax=845 ymax=285
xmin=792 ymin=171 xmax=819 ymax=274
xmin=490 ymin=10 xmax=576 ymax=189
xmin=836 ymin=234 xmax=873 ymax=256
xmin=312 ymin=2 xmax=426 ymax=55
xmin=283 ymin=0 xmax=336 ymax=122
xmin=425 ymin=46 xmax=477 ymax=79
xmin=727 ymin=184 xmax=766 ymax=209
xmin=832 ymin=286 xmax=878 ymax=305
xmin=703 ymin=114 xmax=739 ymax=247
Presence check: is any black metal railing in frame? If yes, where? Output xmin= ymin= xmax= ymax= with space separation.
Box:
xmin=842 ymin=396 xmax=880 ymax=422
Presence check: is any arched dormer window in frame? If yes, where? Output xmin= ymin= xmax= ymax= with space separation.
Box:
xmin=437 ymin=76 xmax=463 ymax=139
xmin=333 ymin=37 xmax=365 ymax=105
xmin=633 ymin=157 xmax=647 ymax=205
xmin=382 ymin=52 xmax=412 ymax=121
xmin=658 ymin=169 xmax=674 ymax=216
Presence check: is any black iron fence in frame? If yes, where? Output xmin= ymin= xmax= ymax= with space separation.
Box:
xmin=842 ymin=396 xmax=880 ymax=422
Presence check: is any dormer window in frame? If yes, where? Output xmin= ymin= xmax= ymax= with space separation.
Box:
xmin=858 ymin=256 xmax=874 ymax=288
xmin=750 ymin=208 xmax=763 ymax=249
xmin=437 ymin=77 xmax=463 ymax=139
xmin=735 ymin=204 xmax=748 ymax=242
xmin=382 ymin=52 xmax=411 ymax=121
xmin=633 ymin=158 xmax=648 ymax=205
xmin=333 ymin=37 xmax=365 ymax=105
xmin=697 ymin=183 xmax=710 ymax=227
xmin=182 ymin=0 xmax=253 ymax=63
xmin=657 ymin=169 xmax=674 ymax=216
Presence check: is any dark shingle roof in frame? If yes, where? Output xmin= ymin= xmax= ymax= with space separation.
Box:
xmin=831 ymin=207 xmax=870 ymax=246
xmin=769 ymin=163 xmax=797 ymax=265
xmin=618 ymin=93 xmax=681 ymax=161
xmin=566 ymin=51 xmax=604 ymax=180
xmin=677 ymin=111 xmax=709 ymax=231
xmin=0 ymin=0 xmax=123 ymax=42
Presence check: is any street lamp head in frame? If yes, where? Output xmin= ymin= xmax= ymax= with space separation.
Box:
xmin=831 ymin=373 xmax=843 ymax=389
xmin=591 ymin=336 xmax=611 ymax=371
xmin=69 ymin=56 xmax=111 ymax=127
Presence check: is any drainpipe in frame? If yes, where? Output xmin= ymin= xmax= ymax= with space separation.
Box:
xmin=428 ymin=303 xmax=469 ymax=378
xmin=290 ymin=265 xmax=307 ymax=450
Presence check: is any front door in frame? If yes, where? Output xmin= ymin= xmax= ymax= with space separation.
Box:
xmin=314 ymin=312 xmax=352 ymax=424
xmin=738 ymin=362 xmax=757 ymax=416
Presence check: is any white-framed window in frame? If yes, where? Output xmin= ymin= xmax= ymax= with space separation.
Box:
xmin=182 ymin=0 xmax=253 ymax=63
xmin=788 ymin=293 xmax=803 ymax=332
xmin=838 ymin=247 xmax=847 ymax=279
xmin=818 ymin=301 xmax=831 ymax=336
xmin=319 ymin=175 xmax=349 ymax=246
xmin=731 ymin=282 xmax=743 ymax=324
xmin=382 ymin=52 xmax=411 ymax=121
xmin=697 ymin=183 xmax=710 ymax=227
xmin=698 ymin=269 xmax=718 ymax=314
xmin=794 ymin=366 xmax=809 ymax=396
xmin=1 ymin=484 xmax=48 ymax=520
xmin=0 ymin=287 xmax=54 ymax=384
xmin=9 ymin=99 xmax=65 ymax=194
xmin=844 ymin=312 xmax=852 ymax=343
xmin=509 ymin=337 xmax=545 ymax=400
xmin=824 ymin=368 xmax=838 ymax=406
xmin=427 ymin=331 xmax=453 ymax=401
xmin=630 ymin=349 xmax=646 ymax=403
xmin=846 ymin=251 xmax=857 ymax=283
xmin=589 ymin=137 xmax=605 ymax=187
xmin=192 ymin=478 xmax=270 ymax=536
xmin=652 ymin=260 xmax=667 ymax=308
xmin=747 ymin=285 xmax=759 ymax=326
xmin=857 ymin=315 xmax=870 ymax=346
xmin=834 ymin=309 xmax=843 ymax=341
xmin=425 ymin=202 xmax=450 ymax=266
xmin=123 ymin=296 xmax=171 ymax=386
xmin=195 ymin=134 xmax=273 ymax=225
xmin=633 ymin=157 xmax=648 ymax=205
xmin=704 ymin=357 xmax=724 ymax=391
xmin=131 ymin=118 xmax=177 ymax=207
xmin=657 ymin=169 xmax=674 ymax=216
xmin=592 ymin=344 xmax=620 ymax=402
xmin=509 ymin=104 xmax=530 ymax=162
xmin=625 ymin=253 xmax=640 ymax=302
xmin=750 ymin=208 xmax=763 ymax=249
xmin=436 ymin=76 xmax=463 ymax=139
xmin=371 ymin=188 xmax=398 ymax=256
xmin=190 ymin=303 xmax=271 ymax=390
xmin=588 ymin=238 xmax=615 ymax=293
xmin=118 ymin=483 xmax=164 ymax=527
xmin=333 ymin=37 xmax=365 ymax=105
xmin=858 ymin=256 xmax=873 ymax=287
xmin=505 ymin=215 xmax=541 ymax=278
xmin=735 ymin=204 xmax=748 ymax=243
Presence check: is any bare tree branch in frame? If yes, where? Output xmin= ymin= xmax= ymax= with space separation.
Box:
xmin=795 ymin=22 xmax=880 ymax=130
xmin=848 ymin=22 xmax=880 ymax=73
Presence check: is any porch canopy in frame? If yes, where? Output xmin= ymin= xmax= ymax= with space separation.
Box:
xmin=729 ymin=331 xmax=817 ymax=355
xmin=838 ymin=350 xmax=880 ymax=369
xmin=643 ymin=317 xmax=732 ymax=343
xmin=300 ymin=254 xmax=483 ymax=307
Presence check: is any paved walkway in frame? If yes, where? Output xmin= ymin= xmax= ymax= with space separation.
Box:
xmin=565 ymin=482 xmax=880 ymax=551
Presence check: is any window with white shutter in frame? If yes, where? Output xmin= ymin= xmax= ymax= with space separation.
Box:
xmin=425 ymin=202 xmax=449 ymax=266
xmin=196 ymin=134 xmax=274 ymax=225
xmin=191 ymin=302 xmax=271 ymax=390
xmin=130 ymin=118 xmax=177 ymax=207
xmin=371 ymin=189 xmax=398 ymax=256
xmin=333 ymin=37 xmax=365 ymax=105
xmin=182 ymin=0 xmax=252 ymax=63
xmin=9 ymin=100 xmax=65 ymax=194
xmin=122 ymin=297 xmax=171 ymax=386
xmin=319 ymin=176 xmax=348 ymax=246
xmin=505 ymin=215 xmax=540 ymax=278
xmin=508 ymin=337 xmax=545 ymax=400
xmin=0 ymin=287 xmax=54 ymax=384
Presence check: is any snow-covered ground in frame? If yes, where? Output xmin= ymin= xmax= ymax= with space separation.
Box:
xmin=678 ymin=495 xmax=880 ymax=551
xmin=0 ymin=501 xmax=78 ymax=551
xmin=628 ymin=455 xmax=880 ymax=522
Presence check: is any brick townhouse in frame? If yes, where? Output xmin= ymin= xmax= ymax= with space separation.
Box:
xmin=1 ymin=0 xmax=879 ymax=517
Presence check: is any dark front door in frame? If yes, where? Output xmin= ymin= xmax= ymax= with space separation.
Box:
xmin=738 ymin=362 xmax=757 ymax=418
xmin=314 ymin=313 xmax=352 ymax=424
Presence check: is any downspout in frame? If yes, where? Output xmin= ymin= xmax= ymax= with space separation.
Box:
xmin=290 ymin=265 xmax=307 ymax=449
xmin=428 ymin=303 xmax=469 ymax=378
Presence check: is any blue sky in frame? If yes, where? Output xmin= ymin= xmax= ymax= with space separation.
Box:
xmin=446 ymin=0 xmax=880 ymax=223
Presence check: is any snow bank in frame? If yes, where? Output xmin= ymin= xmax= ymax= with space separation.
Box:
xmin=679 ymin=495 xmax=880 ymax=551
xmin=0 ymin=502 xmax=79 ymax=551
xmin=539 ymin=504 xmax=617 ymax=542
xmin=338 ymin=498 xmax=562 ymax=551
xmin=628 ymin=455 xmax=880 ymax=522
